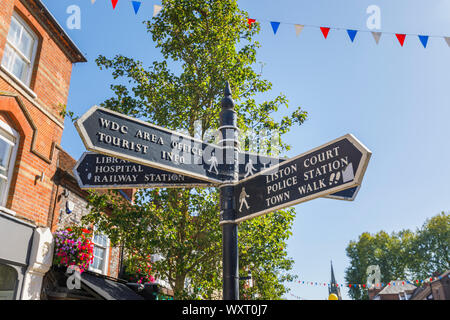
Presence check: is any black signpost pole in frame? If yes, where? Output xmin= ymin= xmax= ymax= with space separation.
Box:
xmin=219 ymin=82 xmax=239 ymax=300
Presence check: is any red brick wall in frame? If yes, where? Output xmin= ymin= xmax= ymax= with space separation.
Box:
xmin=0 ymin=0 xmax=73 ymax=119
xmin=0 ymin=0 xmax=76 ymax=227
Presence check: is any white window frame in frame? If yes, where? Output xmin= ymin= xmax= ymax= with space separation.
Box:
xmin=0 ymin=119 xmax=19 ymax=208
xmin=89 ymin=230 xmax=110 ymax=275
xmin=1 ymin=12 xmax=39 ymax=87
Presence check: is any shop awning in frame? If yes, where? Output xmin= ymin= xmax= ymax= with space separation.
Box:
xmin=79 ymin=272 xmax=144 ymax=300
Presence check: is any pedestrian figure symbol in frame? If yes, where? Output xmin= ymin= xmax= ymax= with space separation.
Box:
xmin=244 ymin=159 xmax=256 ymax=178
xmin=239 ymin=187 xmax=250 ymax=212
xmin=208 ymin=152 xmax=219 ymax=175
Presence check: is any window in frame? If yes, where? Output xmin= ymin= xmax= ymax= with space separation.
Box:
xmin=0 ymin=264 xmax=18 ymax=300
xmin=89 ymin=230 xmax=109 ymax=275
xmin=0 ymin=120 xmax=19 ymax=207
xmin=1 ymin=13 xmax=38 ymax=86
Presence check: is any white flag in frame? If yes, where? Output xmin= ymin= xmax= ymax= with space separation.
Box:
xmin=153 ymin=4 xmax=163 ymax=17
xmin=295 ymin=24 xmax=304 ymax=37
xmin=445 ymin=37 xmax=450 ymax=47
xmin=371 ymin=32 xmax=382 ymax=45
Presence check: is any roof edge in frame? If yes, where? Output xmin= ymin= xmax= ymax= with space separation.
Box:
xmin=20 ymin=0 xmax=87 ymax=63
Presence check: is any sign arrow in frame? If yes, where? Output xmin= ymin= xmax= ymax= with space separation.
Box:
xmin=231 ymin=134 xmax=371 ymax=223
xmin=75 ymin=106 xmax=227 ymax=184
xmin=73 ymin=152 xmax=213 ymax=189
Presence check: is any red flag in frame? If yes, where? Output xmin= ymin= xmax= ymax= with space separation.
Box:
xmin=396 ymin=34 xmax=406 ymax=46
xmin=111 ymin=0 xmax=118 ymax=9
xmin=320 ymin=27 xmax=330 ymax=39
xmin=247 ymin=18 xmax=256 ymax=29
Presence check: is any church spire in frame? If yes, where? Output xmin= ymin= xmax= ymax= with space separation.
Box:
xmin=328 ymin=261 xmax=342 ymax=300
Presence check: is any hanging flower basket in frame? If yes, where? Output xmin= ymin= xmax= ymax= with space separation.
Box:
xmin=53 ymin=226 xmax=94 ymax=273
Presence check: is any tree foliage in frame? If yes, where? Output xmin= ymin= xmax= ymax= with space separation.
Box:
xmin=83 ymin=0 xmax=307 ymax=299
xmin=345 ymin=212 xmax=450 ymax=300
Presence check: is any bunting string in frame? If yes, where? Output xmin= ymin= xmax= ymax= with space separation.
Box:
xmin=93 ymin=1 xmax=450 ymax=48
xmin=248 ymin=18 xmax=449 ymax=48
xmin=292 ymin=274 xmax=447 ymax=290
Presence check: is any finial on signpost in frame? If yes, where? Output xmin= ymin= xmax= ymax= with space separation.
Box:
xmin=221 ymin=81 xmax=234 ymax=110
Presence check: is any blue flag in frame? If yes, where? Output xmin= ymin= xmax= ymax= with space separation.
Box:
xmin=347 ymin=29 xmax=358 ymax=42
xmin=270 ymin=21 xmax=281 ymax=35
xmin=132 ymin=1 xmax=141 ymax=14
xmin=419 ymin=35 xmax=429 ymax=48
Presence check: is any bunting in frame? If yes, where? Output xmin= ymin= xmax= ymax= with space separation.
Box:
xmin=153 ymin=4 xmax=163 ymax=17
xmin=396 ymin=34 xmax=406 ymax=47
xmin=248 ymin=18 xmax=256 ymax=29
xmin=293 ymin=274 xmax=445 ymax=290
xmin=371 ymin=32 xmax=382 ymax=45
xmin=294 ymin=24 xmax=304 ymax=37
xmin=418 ymin=35 xmax=429 ymax=48
xmin=347 ymin=29 xmax=358 ymax=42
xmin=446 ymin=37 xmax=450 ymax=47
xmin=270 ymin=21 xmax=281 ymax=35
xmin=132 ymin=1 xmax=141 ymax=15
xmin=320 ymin=27 xmax=330 ymax=39
xmin=87 ymin=3 xmax=450 ymax=49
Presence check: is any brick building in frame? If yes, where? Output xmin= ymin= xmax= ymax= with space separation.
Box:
xmin=409 ymin=270 xmax=450 ymax=300
xmin=52 ymin=149 xmax=123 ymax=279
xmin=40 ymin=149 xmax=146 ymax=300
xmin=0 ymin=0 xmax=85 ymax=299
xmin=0 ymin=1 xmax=171 ymax=300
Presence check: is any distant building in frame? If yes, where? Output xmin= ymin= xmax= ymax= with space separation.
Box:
xmin=369 ymin=280 xmax=416 ymax=300
xmin=328 ymin=261 xmax=342 ymax=300
xmin=409 ymin=270 xmax=450 ymax=300
xmin=368 ymin=270 xmax=450 ymax=300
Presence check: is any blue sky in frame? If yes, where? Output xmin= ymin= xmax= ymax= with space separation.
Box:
xmin=42 ymin=0 xmax=450 ymax=300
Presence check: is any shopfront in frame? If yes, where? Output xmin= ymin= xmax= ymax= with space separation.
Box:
xmin=0 ymin=210 xmax=34 ymax=299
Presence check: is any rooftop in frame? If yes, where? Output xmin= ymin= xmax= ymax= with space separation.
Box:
xmin=377 ymin=281 xmax=417 ymax=295
xmin=21 ymin=0 xmax=87 ymax=63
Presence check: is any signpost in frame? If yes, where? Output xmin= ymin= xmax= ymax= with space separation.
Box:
xmin=74 ymin=106 xmax=225 ymax=184
xmin=73 ymin=152 xmax=212 ymax=189
xmin=74 ymin=82 xmax=372 ymax=301
xmin=232 ymin=134 xmax=371 ymax=223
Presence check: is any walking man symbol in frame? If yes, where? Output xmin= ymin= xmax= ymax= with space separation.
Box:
xmin=244 ymin=159 xmax=256 ymax=178
xmin=239 ymin=187 xmax=250 ymax=212
xmin=208 ymin=152 xmax=219 ymax=175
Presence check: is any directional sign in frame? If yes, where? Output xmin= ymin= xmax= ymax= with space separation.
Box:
xmin=325 ymin=185 xmax=361 ymax=201
xmin=238 ymin=152 xmax=286 ymax=180
xmin=73 ymin=152 xmax=213 ymax=189
xmin=75 ymin=106 xmax=227 ymax=184
xmin=238 ymin=152 xmax=362 ymax=200
xmin=232 ymin=134 xmax=371 ymax=223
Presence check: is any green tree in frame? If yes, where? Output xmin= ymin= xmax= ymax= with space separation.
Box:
xmin=83 ymin=0 xmax=306 ymax=299
xmin=408 ymin=212 xmax=450 ymax=280
xmin=345 ymin=212 xmax=449 ymax=300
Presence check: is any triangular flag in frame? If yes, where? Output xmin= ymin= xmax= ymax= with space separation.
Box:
xmin=132 ymin=1 xmax=141 ymax=14
xmin=270 ymin=21 xmax=280 ymax=35
xmin=396 ymin=34 xmax=406 ymax=47
xmin=418 ymin=35 xmax=429 ymax=48
xmin=153 ymin=4 xmax=163 ymax=17
xmin=295 ymin=24 xmax=304 ymax=37
xmin=320 ymin=27 xmax=330 ymax=39
xmin=445 ymin=37 xmax=450 ymax=47
xmin=111 ymin=0 xmax=118 ymax=9
xmin=372 ymin=32 xmax=382 ymax=44
xmin=247 ymin=18 xmax=256 ymax=29
xmin=347 ymin=29 xmax=358 ymax=42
